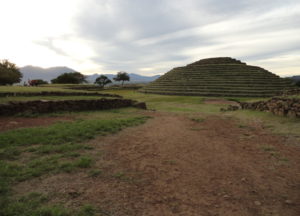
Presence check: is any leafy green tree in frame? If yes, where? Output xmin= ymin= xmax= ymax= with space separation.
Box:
xmin=0 ymin=59 xmax=22 ymax=85
xmin=113 ymin=72 xmax=130 ymax=86
xmin=296 ymin=81 xmax=300 ymax=87
xmin=51 ymin=72 xmax=86 ymax=84
xmin=94 ymin=75 xmax=112 ymax=88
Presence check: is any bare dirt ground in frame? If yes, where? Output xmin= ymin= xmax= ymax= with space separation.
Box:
xmin=0 ymin=116 xmax=73 ymax=132
xmin=15 ymin=112 xmax=299 ymax=216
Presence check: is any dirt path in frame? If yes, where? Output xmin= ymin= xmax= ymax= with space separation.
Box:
xmin=0 ymin=116 xmax=74 ymax=132
xmin=15 ymin=112 xmax=300 ymax=216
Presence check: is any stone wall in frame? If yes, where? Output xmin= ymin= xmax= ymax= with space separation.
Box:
xmin=0 ymin=91 xmax=122 ymax=98
xmin=239 ymin=97 xmax=300 ymax=118
xmin=279 ymin=88 xmax=300 ymax=96
xmin=0 ymin=99 xmax=146 ymax=116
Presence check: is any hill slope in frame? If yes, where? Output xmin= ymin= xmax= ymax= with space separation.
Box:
xmin=20 ymin=66 xmax=159 ymax=84
xmin=289 ymin=75 xmax=300 ymax=82
xmin=20 ymin=66 xmax=77 ymax=83
xmin=141 ymin=57 xmax=294 ymax=97
xmin=86 ymin=73 xmax=160 ymax=83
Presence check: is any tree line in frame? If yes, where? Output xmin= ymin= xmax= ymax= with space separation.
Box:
xmin=0 ymin=59 xmax=130 ymax=87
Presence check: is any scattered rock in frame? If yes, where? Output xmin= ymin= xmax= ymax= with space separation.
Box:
xmin=133 ymin=102 xmax=147 ymax=110
xmin=238 ymin=97 xmax=300 ymax=118
xmin=220 ymin=105 xmax=241 ymax=112
xmin=254 ymin=201 xmax=261 ymax=206
xmin=68 ymin=189 xmax=81 ymax=198
xmin=285 ymin=200 xmax=293 ymax=205
xmin=280 ymin=88 xmax=300 ymax=96
xmin=9 ymin=121 xmax=18 ymax=125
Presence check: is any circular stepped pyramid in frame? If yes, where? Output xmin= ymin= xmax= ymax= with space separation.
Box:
xmin=141 ymin=57 xmax=294 ymax=97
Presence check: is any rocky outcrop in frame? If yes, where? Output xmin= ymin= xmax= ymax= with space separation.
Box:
xmin=0 ymin=99 xmax=146 ymax=116
xmin=0 ymin=91 xmax=122 ymax=98
xmin=239 ymin=98 xmax=300 ymax=118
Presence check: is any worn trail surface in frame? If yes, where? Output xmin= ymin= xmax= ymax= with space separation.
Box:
xmin=16 ymin=112 xmax=300 ymax=216
xmin=0 ymin=116 xmax=73 ymax=132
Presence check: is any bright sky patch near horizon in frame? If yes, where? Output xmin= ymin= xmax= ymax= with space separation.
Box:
xmin=0 ymin=0 xmax=299 ymax=77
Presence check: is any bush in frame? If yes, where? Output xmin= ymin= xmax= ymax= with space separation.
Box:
xmin=51 ymin=72 xmax=86 ymax=84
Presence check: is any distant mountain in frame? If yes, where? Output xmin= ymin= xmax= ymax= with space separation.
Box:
xmin=289 ymin=75 xmax=300 ymax=82
xmin=86 ymin=73 xmax=160 ymax=83
xmin=20 ymin=66 xmax=77 ymax=83
xmin=20 ymin=66 xmax=160 ymax=84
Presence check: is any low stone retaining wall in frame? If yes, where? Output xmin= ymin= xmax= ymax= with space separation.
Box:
xmin=239 ymin=97 xmax=300 ymax=118
xmin=0 ymin=99 xmax=146 ymax=116
xmin=0 ymin=91 xmax=122 ymax=98
xmin=279 ymin=88 xmax=300 ymax=96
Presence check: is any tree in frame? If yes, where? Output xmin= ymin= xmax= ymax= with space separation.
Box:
xmin=113 ymin=72 xmax=130 ymax=86
xmin=296 ymin=81 xmax=300 ymax=87
xmin=28 ymin=79 xmax=48 ymax=86
xmin=0 ymin=59 xmax=22 ymax=85
xmin=94 ymin=75 xmax=112 ymax=88
xmin=51 ymin=72 xmax=86 ymax=84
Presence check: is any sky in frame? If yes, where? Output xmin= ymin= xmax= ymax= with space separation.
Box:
xmin=0 ymin=0 xmax=299 ymax=77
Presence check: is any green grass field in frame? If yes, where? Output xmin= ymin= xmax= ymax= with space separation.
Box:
xmin=0 ymin=106 xmax=149 ymax=216
xmin=0 ymin=85 xmax=299 ymax=215
xmin=101 ymin=89 xmax=300 ymax=136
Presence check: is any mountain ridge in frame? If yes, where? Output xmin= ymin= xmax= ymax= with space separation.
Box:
xmin=20 ymin=66 xmax=160 ymax=83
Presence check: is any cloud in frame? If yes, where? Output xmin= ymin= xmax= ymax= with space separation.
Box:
xmin=1 ymin=0 xmax=299 ymax=76
xmin=70 ymin=0 xmax=300 ymax=76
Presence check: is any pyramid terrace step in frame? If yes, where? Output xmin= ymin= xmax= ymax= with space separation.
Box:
xmin=145 ymin=86 xmax=289 ymax=90
xmin=165 ymin=74 xmax=277 ymax=77
xmin=143 ymin=88 xmax=281 ymax=93
xmin=140 ymin=90 xmax=277 ymax=97
xmin=155 ymin=79 xmax=290 ymax=83
xmin=146 ymin=82 xmax=291 ymax=86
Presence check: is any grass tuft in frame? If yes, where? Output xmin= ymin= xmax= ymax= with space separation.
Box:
xmin=76 ymin=156 xmax=93 ymax=168
xmin=88 ymin=169 xmax=102 ymax=177
xmin=190 ymin=117 xmax=205 ymax=123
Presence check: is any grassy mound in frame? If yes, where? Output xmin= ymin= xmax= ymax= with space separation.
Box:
xmin=141 ymin=57 xmax=294 ymax=97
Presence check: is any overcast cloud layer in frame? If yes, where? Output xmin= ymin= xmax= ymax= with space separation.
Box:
xmin=1 ymin=0 xmax=299 ymax=76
